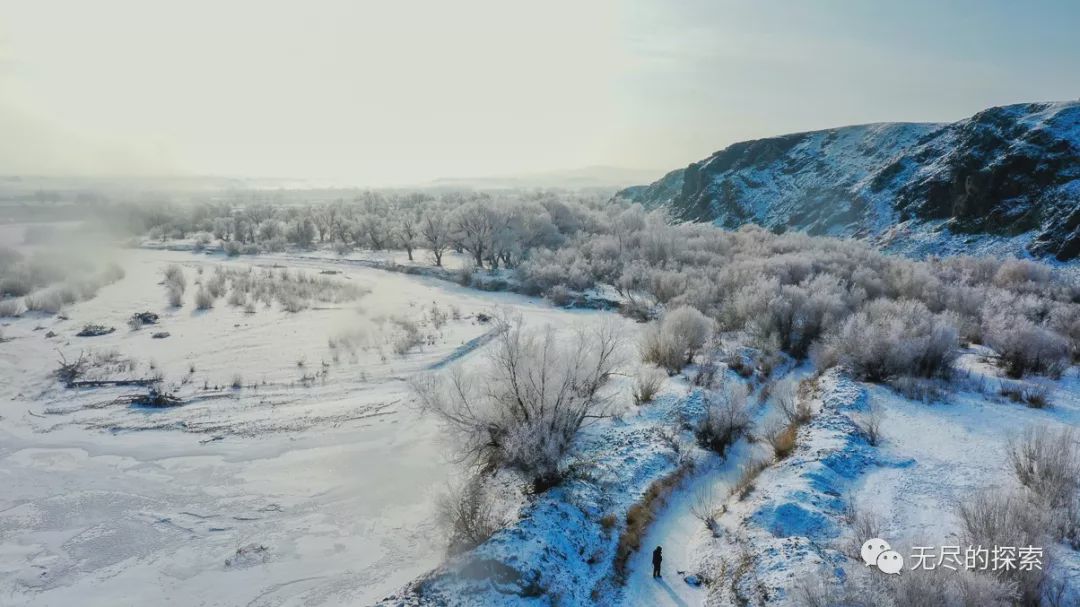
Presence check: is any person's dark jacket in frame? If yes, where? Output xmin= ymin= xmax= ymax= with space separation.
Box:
xmin=652 ymin=547 xmax=662 ymax=566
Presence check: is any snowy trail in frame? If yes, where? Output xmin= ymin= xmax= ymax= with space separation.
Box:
xmin=620 ymin=370 xmax=799 ymax=607
xmin=622 ymin=431 xmax=773 ymax=605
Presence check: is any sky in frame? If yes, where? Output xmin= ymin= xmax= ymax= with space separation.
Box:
xmin=1 ymin=0 xmax=1078 ymax=186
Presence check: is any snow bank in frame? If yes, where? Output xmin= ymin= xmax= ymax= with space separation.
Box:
xmin=377 ymin=389 xmax=709 ymax=606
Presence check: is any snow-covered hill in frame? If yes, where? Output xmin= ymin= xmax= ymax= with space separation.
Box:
xmin=619 ymin=101 xmax=1080 ymax=261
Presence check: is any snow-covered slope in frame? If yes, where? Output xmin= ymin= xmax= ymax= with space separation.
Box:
xmin=619 ymin=101 xmax=1080 ymax=261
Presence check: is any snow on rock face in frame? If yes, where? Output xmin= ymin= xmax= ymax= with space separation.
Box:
xmin=620 ymin=101 xmax=1080 ymax=262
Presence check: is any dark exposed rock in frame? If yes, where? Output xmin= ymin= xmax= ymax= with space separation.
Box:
xmin=76 ymin=324 xmax=115 ymax=337
xmin=129 ymin=312 xmax=159 ymax=328
xmin=619 ymin=101 xmax=1080 ymax=261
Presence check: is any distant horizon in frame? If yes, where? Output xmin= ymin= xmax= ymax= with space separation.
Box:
xmin=0 ymin=163 xmax=667 ymax=191
xmin=5 ymin=96 xmax=1078 ymax=190
xmin=3 ymin=0 xmax=1079 ymax=186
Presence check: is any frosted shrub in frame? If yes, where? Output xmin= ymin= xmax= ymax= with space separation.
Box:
xmin=279 ymin=293 xmax=305 ymax=313
xmin=163 ymin=264 xmax=186 ymax=288
xmin=894 ymin=567 xmax=1019 ymax=607
xmin=205 ymin=270 xmax=228 ymax=298
xmin=1008 ymin=427 xmax=1080 ymax=511
xmin=632 ymin=366 xmax=667 ymax=405
xmin=983 ymin=313 xmax=1069 ymax=378
xmin=993 ymin=258 xmax=1052 ymax=290
xmin=956 ymin=492 xmax=1049 ymax=605
xmin=1049 ymin=303 xmax=1080 ymax=360
xmin=192 ymin=232 xmax=213 ymax=251
xmin=545 ymin=284 xmax=573 ymax=307
xmin=163 ymin=265 xmax=187 ymax=307
xmin=773 ymin=377 xmax=812 ymax=425
xmin=194 ymin=286 xmax=214 ymax=310
xmin=411 ymin=317 xmax=622 ymax=492
xmin=437 ymin=473 xmax=506 ymax=555
xmin=799 ymin=565 xmax=1016 ymax=607
xmin=645 ymin=269 xmax=688 ymax=305
xmin=226 ymin=289 xmax=247 ymax=307
xmin=695 ymin=381 xmax=750 ymax=456
xmin=740 ymin=274 xmax=854 ymax=358
xmin=0 ymin=273 xmax=34 ymax=298
xmin=640 ymin=305 xmax=713 ymax=374
xmin=166 ymin=284 xmax=184 ymax=307
xmin=821 ymin=299 xmax=959 ymax=382
xmin=115 ymin=192 xmax=1080 ymax=373
xmin=390 ymin=318 xmax=423 ymax=355
xmin=24 ymin=289 xmax=64 ymax=314
xmin=0 ymin=298 xmax=24 ymax=317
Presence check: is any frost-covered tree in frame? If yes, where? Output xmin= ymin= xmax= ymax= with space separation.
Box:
xmin=394 ymin=205 xmax=421 ymax=261
xmin=421 ymin=213 xmax=451 ymax=267
xmin=453 ymin=201 xmax=504 ymax=269
xmin=412 ymin=316 xmax=622 ymax=491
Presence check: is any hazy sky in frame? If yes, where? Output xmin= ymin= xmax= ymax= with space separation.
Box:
xmin=1 ymin=0 xmax=1078 ymax=185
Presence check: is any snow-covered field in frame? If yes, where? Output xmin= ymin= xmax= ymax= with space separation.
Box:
xmin=0 ymin=224 xmax=630 ymax=606
xmin=5 ymin=221 xmax=1080 ymax=607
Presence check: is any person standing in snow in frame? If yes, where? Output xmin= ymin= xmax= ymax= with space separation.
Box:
xmin=652 ymin=546 xmax=663 ymax=578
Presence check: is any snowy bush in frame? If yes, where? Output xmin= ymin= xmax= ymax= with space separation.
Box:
xmin=0 ymin=298 xmax=24 ymax=317
xmin=632 ymin=365 xmax=666 ymax=405
xmin=732 ymin=274 xmax=855 ymax=358
xmin=853 ymin=404 xmax=883 ymax=446
xmin=205 ymin=270 xmax=228 ymax=298
xmin=799 ymin=566 xmax=1018 ymax=607
xmin=0 ymin=272 xmax=33 ymax=298
xmin=819 ymin=299 xmax=959 ymax=382
xmin=993 ymin=258 xmax=1053 ymax=290
xmin=1008 ymin=427 xmax=1080 ymax=512
xmin=278 ymin=293 xmax=305 ymax=313
xmin=226 ymin=289 xmax=247 ymax=307
xmin=162 ymin=265 xmax=187 ymax=307
xmin=1049 ymin=303 xmax=1080 ymax=360
xmin=24 ymin=289 xmax=65 ymax=314
xmin=956 ymin=492 xmax=1050 ymax=605
xmin=640 ymin=305 xmax=713 ymax=374
xmin=163 ymin=264 xmax=185 ymax=285
xmin=436 ymin=473 xmax=506 ymax=555
xmin=763 ymin=419 xmax=798 ymax=460
xmin=411 ymin=317 xmax=622 ymax=491
xmin=194 ymin=286 xmax=214 ymax=310
xmin=191 ymin=231 xmax=213 ymax=251
xmin=695 ymin=381 xmax=750 ymax=456
xmin=545 ymin=284 xmax=573 ymax=307
xmin=772 ymin=377 xmax=811 ymax=425
xmin=390 ymin=318 xmax=423 ymax=355
xmin=112 ymin=190 xmax=1080 ymax=378
xmin=983 ymin=313 xmax=1070 ymax=378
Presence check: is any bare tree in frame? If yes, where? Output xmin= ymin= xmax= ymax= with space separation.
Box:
xmin=412 ymin=315 xmax=623 ymax=491
xmin=395 ymin=207 xmax=421 ymax=261
xmin=454 ymin=202 xmax=501 ymax=269
xmin=421 ymin=213 xmax=451 ymax=267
